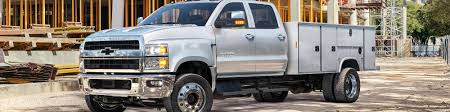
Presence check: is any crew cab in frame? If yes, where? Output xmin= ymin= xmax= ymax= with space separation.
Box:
xmin=78 ymin=0 xmax=377 ymax=112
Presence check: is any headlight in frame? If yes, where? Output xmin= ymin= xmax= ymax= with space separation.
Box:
xmin=144 ymin=57 xmax=169 ymax=70
xmin=145 ymin=44 xmax=168 ymax=56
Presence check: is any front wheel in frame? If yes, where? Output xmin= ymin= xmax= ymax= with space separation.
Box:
xmin=164 ymin=74 xmax=213 ymax=112
xmin=85 ymin=95 xmax=126 ymax=112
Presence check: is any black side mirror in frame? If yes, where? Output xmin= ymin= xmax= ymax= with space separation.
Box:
xmin=215 ymin=21 xmax=225 ymax=28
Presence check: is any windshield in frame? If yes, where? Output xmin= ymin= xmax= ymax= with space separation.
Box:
xmin=140 ymin=3 xmax=219 ymax=26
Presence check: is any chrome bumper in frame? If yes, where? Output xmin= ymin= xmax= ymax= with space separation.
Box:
xmin=78 ymin=74 xmax=175 ymax=99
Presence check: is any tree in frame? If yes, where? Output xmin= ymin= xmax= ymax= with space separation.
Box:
xmin=407 ymin=1 xmax=429 ymax=44
xmin=422 ymin=0 xmax=450 ymax=36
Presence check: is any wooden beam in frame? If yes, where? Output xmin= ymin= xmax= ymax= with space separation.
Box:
xmin=24 ymin=0 xmax=28 ymax=29
xmin=20 ymin=0 xmax=24 ymax=29
xmin=309 ymin=0 xmax=313 ymax=22
xmin=5 ymin=0 xmax=10 ymax=26
xmin=71 ymin=0 xmax=74 ymax=22
xmin=42 ymin=0 xmax=45 ymax=25
xmin=61 ymin=0 xmax=64 ymax=26
xmin=53 ymin=0 xmax=56 ymax=27
xmin=97 ymin=0 xmax=101 ymax=31
xmin=320 ymin=0 xmax=323 ymax=23
xmin=124 ymin=0 xmax=128 ymax=26
xmin=35 ymin=0 xmax=37 ymax=24
xmin=90 ymin=0 xmax=93 ymax=26
xmin=80 ymin=0 xmax=84 ymax=25
xmin=108 ymin=0 xmax=111 ymax=28
xmin=131 ymin=0 xmax=134 ymax=26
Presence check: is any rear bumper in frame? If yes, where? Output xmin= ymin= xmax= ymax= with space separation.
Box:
xmin=78 ymin=74 xmax=175 ymax=99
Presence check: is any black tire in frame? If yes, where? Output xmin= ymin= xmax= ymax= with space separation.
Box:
xmin=252 ymin=91 xmax=289 ymax=102
xmin=85 ymin=95 xmax=126 ymax=112
xmin=322 ymin=73 xmax=336 ymax=102
xmin=163 ymin=74 xmax=213 ymax=112
xmin=333 ymin=68 xmax=360 ymax=103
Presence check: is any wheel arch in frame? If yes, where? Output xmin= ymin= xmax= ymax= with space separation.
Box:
xmin=338 ymin=57 xmax=361 ymax=72
xmin=175 ymin=59 xmax=216 ymax=91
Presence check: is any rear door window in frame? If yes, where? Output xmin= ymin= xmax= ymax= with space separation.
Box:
xmin=249 ymin=3 xmax=279 ymax=29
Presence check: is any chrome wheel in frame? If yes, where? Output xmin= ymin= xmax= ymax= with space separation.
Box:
xmin=345 ymin=73 xmax=358 ymax=98
xmin=177 ymin=83 xmax=206 ymax=112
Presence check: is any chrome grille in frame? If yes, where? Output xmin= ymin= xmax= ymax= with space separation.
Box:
xmin=84 ymin=40 xmax=140 ymax=50
xmin=84 ymin=59 xmax=140 ymax=69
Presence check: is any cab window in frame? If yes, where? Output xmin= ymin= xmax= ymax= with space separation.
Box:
xmin=249 ymin=3 xmax=279 ymax=29
xmin=215 ymin=3 xmax=248 ymax=28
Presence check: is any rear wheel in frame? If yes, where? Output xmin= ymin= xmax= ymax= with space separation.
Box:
xmin=322 ymin=74 xmax=336 ymax=102
xmin=334 ymin=68 xmax=360 ymax=103
xmin=163 ymin=74 xmax=213 ymax=112
xmin=253 ymin=91 xmax=289 ymax=102
xmin=85 ymin=95 xmax=126 ymax=112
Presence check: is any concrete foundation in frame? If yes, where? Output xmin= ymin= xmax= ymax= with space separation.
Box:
xmin=0 ymin=80 xmax=79 ymax=99
xmin=4 ymin=51 xmax=79 ymax=65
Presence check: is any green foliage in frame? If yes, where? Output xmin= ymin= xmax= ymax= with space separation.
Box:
xmin=422 ymin=0 xmax=450 ymax=36
xmin=407 ymin=0 xmax=450 ymax=43
xmin=407 ymin=1 xmax=429 ymax=43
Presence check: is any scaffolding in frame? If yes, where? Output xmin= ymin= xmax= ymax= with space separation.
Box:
xmin=374 ymin=0 xmax=407 ymax=57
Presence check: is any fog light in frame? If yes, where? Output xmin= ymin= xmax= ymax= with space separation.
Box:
xmin=147 ymin=80 xmax=163 ymax=87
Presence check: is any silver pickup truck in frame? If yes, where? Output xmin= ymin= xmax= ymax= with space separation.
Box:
xmin=78 ymin=0 xmax=377 ymax=112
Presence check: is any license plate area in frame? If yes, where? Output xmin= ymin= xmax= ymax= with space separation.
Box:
xmin=89 ymin=79 xmax=132 ymax=90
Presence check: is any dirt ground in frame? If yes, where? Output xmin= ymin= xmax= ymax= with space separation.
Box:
xmin=0 ymin=57 xmax=449 ymax=112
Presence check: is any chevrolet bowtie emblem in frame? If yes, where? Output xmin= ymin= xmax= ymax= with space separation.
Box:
xmin=100 ymin=47 xmax=115 ymax=55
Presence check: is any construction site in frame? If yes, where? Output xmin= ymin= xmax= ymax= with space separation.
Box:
xmin=2 ymin=0 xmax=450 ymax=111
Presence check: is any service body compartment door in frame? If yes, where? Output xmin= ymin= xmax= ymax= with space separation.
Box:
xmin=321 ymin=25 xmax=338 ymax=72
xmin=298 ymin=24 xmax=321 ymax=73
xmin=364 ymin=28 xmax=376 ymax=70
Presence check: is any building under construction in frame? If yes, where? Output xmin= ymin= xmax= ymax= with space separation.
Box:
xmin=0 ymin=0 xmax=414 ymax=68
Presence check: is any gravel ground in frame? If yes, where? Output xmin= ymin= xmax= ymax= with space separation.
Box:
xmin=0 ymin=57 xmax=449 ymax=112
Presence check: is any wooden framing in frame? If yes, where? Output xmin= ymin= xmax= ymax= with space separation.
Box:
xmin=41 ymin=0 xmax=45 ymax=25
xmin=72 ymin=0 xmax=75 ymax=22
xmin=5 ymin=0 xmax=10 ymax=26
xmin=90 ymin=0 xmax=93 ymax=26
xmin=20 ymin=0 xmax=23 ymax=28
xmin=320 ymin=0 xmax=323 ymax=23
xmin=131 ymin=0 xmax=134 ymax=26
xmin=96 ymin=0 xmax=101 ymax=31
xmin=80 ymin=0 xmax=84 ymax=25
xmin=124 ymin=0 xmax=128 ymax=27
xmin=53 ymin=0 xmax=56 ymax=27
xmin=108 ymin=0 xmax=111 ymax=29
xmin=309 ymin=0 xmax=313 ymax=22
xmin=61 ymin=0 xmax=64 ymax=26
xmin=35 ymin=0 xmax=37 ymax=24
xmin=26 ymin=0 xmax=29 ymax=28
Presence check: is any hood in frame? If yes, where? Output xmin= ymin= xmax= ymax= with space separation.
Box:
xmin=87 ymin=24 xmax=198 ymax=37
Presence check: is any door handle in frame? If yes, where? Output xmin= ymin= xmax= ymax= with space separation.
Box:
xmin=245 ymin=34 xmax=255 ymax=40
xmin=277 ymin=34 xmax=286 ymax=41
xmin=332 ymin=46 xmax=336 ymax=52
xmin=315 ymin=46 xmax=320 ymax=52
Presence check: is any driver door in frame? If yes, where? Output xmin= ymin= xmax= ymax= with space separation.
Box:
xmin=214 ymin=2 xmax=256 ymax=76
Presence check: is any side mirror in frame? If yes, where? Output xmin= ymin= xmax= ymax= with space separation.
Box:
xmin=137 ymin=17 xmax=144 ymax=24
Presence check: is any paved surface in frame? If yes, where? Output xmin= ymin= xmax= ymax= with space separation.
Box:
xmin=1 ymin=57 xmax=450 ymax=112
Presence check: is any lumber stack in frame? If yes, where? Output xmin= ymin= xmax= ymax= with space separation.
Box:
xmin=0 ymin=63 xmax=57 ymax=84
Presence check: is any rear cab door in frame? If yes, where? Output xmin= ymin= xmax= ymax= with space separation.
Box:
xmin=247 ymin=1 xmax=288 ymax=76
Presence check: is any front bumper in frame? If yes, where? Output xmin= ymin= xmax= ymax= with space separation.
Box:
xmin=78 ymin=74 xmax=175 ymax=99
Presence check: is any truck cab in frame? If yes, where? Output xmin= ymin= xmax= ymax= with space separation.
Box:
xmin=78 ymin=0 xmax=375 ymax=112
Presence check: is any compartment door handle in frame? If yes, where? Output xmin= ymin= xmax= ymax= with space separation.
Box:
xmin=315 ymin=46 xmax=320 ymax=52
